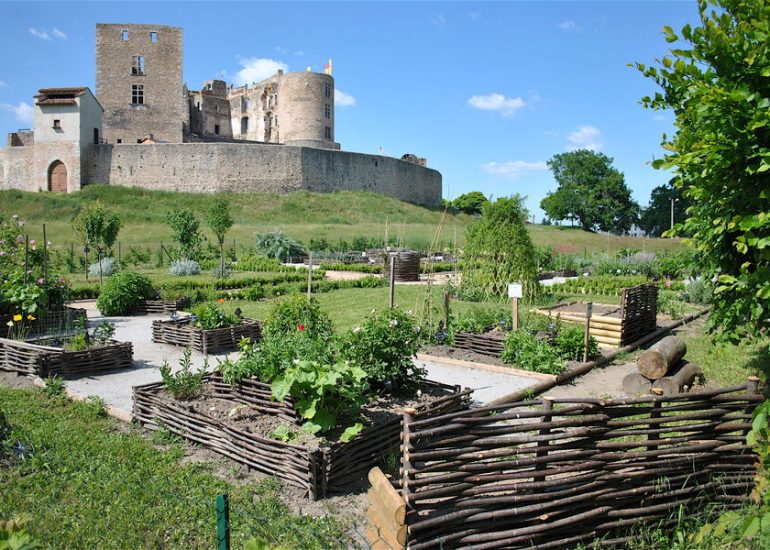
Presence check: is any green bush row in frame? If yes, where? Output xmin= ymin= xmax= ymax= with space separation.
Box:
xmin=217 ymin=276 xmax=385 ymax=301
xmin=550 ymin=275 xmax=684 ymax=296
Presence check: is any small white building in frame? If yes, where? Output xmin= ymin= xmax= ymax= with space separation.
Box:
xmin=0 ymin=87 xmax=103 ymax=192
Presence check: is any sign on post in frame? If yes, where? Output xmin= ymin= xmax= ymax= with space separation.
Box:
xmin=508 ymin=282 xmax=522 ymax=331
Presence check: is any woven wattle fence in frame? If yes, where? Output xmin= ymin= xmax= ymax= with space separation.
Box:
xmin=396 ymin=380 xmax=762 ymax=549
xmin=133 ymin=373 xmax=472 ymax=499
xmin=151 ymin=317 xmax=261 ymax=354
xmin=452 ymin=331 xmax=505 ymax=358
xmin=384 ymin=251 xmax=421 ymax=282
xmin=129 ymin=298 xmax=190 ymax=316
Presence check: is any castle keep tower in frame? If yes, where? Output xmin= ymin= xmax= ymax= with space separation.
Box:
xmin=96 ymin=24 xmax=184 ymax=144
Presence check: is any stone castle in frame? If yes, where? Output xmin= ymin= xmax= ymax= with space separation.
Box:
xmin=0 ymin=24 xmax=441 ymax=207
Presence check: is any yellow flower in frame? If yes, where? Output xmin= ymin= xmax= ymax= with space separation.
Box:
xmin=27 ymin=314 xmax=36 ymax=321
xmin=12 ymin=314 xmax=22 ymax=322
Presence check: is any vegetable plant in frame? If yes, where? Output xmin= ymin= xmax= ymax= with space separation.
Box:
xmin=159 ymin=348 xmax=207 ymax=401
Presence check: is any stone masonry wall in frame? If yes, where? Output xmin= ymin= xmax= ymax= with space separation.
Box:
xmin=83 ymin=143 xmax=441 ymax=206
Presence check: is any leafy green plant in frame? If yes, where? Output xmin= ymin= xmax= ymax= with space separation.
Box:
xmin=72 ymin=201 xmax=122 ymax=270
xmin=96 ymin=271 xmax=156 ymax=315
xmin=681 ymin=276 xmax=713 ymax=305
xmin=191 ymin=303 xmax=240 ymax=330
xmin=159 ymin=348 xmax=206 ymax=401
xmin=271 ymin=359 xmax=368 ymax=436
xmin=554 ymin=324 xmax=598 ymax=361
xmin=254 ymin=231 xmax=305 ymax=263
xmin=342 ymin=308 xmax=425 ymax=394
xmin=206 ymin=197 xmax=234 ymax=277
xmin=270 ymin=425 xmax=297 ymax=443
xmin=501 ymin=330 xmax=564 ymax=375
xmin=236 ymin=255 xmax=284 ymax=272
xmin=453 ymin=306 xmax=511 ymax=335
xmin=166 ymin=208 xmax=203 ymax=260
xmin=0 ymin=518 xmax=39 ymax=550
xmin=263 ymin=295 xmax=333 ymax=339
xmin=43 ymin=375 xmax=65 ymax=399
xmin=658 ymin=290 xmax=686 ymax=320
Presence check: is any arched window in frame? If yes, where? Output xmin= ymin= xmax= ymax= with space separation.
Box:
xmin=48 ymin=161 xmax=67 ymax=192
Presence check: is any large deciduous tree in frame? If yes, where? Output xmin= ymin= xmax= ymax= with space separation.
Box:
xmin=637 ymin=0 xmax=770 ymax=342
xmin=639 ymin=179 xmax=690 ymax=237
xmin=540 ymin=150 xmax=639 ymax=233
xmin=452 ymin=191 xmax=489 ymax=216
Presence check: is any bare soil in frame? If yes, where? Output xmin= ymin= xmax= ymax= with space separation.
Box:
xmin=547 ymin=302 xmax=622 ymax=317
xmin=421 ymin=343 xmax=510 ymax=368
xmin=0 ymin=370 xmax=37 ymax=390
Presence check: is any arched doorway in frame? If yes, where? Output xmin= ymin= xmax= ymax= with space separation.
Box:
xmin=48 ymin=161 xmax=67 ymax=192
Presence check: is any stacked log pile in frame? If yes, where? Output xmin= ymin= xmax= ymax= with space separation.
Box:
xmin=366 ymin=467 xmax=407 ymax=549
xmin=622 ymin=336 xmax=704 ymax=395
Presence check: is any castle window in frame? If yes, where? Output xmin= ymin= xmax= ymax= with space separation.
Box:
xmin=325 ymin=83 xmax=331 ymax=98
xmin=150 ymin=32 xmax=157 ymax=43
xmin=241 ymin=117 xmax=249 ymax=134
xmin=117 ymin=139 xmax=122 ymax=144
xmin=121 ymin=29 xmax=129 ymax=41
xmin=132 ymin=55 xmax=145 ymax=76
xmin=53 ymin=119 xmax=61 ymax=130
xmin=324 ymin=126 xmax=331 ymax=139
xmin=131 ymin=84 xmax=144 ymax=105
xmin=214 ymin=124 xmax=220 ymax=135
xmin=93 ymin=128 xmax=99 ymax=144
xmin=324 ymin=104 xmax=331 ymax=118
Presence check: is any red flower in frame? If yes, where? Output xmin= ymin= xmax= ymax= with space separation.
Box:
xmin=298 ymin=323 xmax=305 ymax=331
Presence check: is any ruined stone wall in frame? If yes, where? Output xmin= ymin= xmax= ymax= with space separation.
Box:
xmin=96 ymin=24 xmax=184 ymax=144
xmin=82 ymin=143 xmax=441 ymax=206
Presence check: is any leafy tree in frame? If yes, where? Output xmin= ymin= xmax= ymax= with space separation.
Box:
xmin=639 ymin=179 xmax=690 ymax=237
xmin=255 ymin=230 xmax=305 ymax=262
xmin=461 ymin=195 xmax=540 ymax=301
xmin=452 ymin=191 xmax=489 ymax=215
xmin=205 ymin=197 xmax=234 ymax=276
xmin=636 ymin=0 xmax=770 ymax=342
xmin=72 ymin=201 xmax=122 ymax=279
xmin=166 ymin=208 xmax=202 ymax=260
xmin=541 ymin=150 xmax=639 ymax=233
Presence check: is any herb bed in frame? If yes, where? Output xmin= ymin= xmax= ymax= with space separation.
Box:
xmin=133 ymin=372 xmax=472 ymax=499
xmin=0 ymin=336 xmax=133 ymax=378
xmin=152 ymin=317 xmax=262 ymax=354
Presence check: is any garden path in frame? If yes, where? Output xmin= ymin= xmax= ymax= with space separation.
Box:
xmin=62 ymin=301 xmax=540 ymax=414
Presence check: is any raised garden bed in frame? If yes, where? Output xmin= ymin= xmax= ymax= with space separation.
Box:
xmin=152 ymin=317 xmax=261 ymax=354
xmin=0 ymin=336 xmax=133 ymax=378
xmin=0 ymin=306 xmax=87 ymax=338
xmin=129 ymin=298 xmax=190 ymax=316
xmin=453 ymin=329 xmax=505 ymax=357
xmin=534 ymin=283 xmax=659 ymax=347
xmin=133 ymin=372 xmax=472 ymax=499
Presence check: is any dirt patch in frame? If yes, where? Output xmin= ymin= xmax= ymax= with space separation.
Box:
xmin=323 ymin=270 xmax=379 ymax=281
xmin=545 ymin=302 xmax=622 ymax=317
xmin=422 ymin=343 xmax=511 ymax=368
xmin=0 ymin=370 xmax=37 ymax=390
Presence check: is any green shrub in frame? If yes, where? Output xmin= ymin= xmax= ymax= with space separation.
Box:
xmin=254 ymin=231 xmax=305 ymax=262
xmin=658 ymin=290 xmax=686 ymax=320
xmin=501 ymin=330 xmax=564 ymax=375
xmin=236 ymin=255 xmax=283 ymax=272
xmin=681 ymin=276 xmax=713 ymax=305
xmin=453 ymin=306 xmax=511 ymax=335
xmin=554 ymin=324 xmax=598 ymax=361
xmin=342 ymin=308 xmax=425 ymax=394
xmin=159 ymin=348 xmax=206 ymax=401
xmin=96 ymin=271 xmax=155 ymax=315
xmin=263 ymin=295 xmax=333 ymax=339
xmin=191 ymin=303 xmax=240 ymax=330
xmin=318 ymin=262 xmax=382 ymax=274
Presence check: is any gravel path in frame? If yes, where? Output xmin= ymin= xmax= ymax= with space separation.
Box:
xmin=64 ymin=301 xmax=541 ymax=413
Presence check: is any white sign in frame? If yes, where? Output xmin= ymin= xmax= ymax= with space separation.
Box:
xmin=508 ymin=283 xmax=523 ymax=299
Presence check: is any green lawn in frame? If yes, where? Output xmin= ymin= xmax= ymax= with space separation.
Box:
xmin=0 ymin=386 xmax=348 ymax=549
xmin=1 ymin=185 xmax=684 ymax=255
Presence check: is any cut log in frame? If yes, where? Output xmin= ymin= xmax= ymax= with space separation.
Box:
xmin=637 ymin=336 xmax=687 ymax=380
xmin=652 ymin=362 xmax=704 ymax=395
xmin=622 ymin=371 xmax=653 ymax=395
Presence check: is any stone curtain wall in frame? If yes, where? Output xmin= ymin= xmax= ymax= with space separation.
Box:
xmin=83 ymin=143 xmax=441 ymax=206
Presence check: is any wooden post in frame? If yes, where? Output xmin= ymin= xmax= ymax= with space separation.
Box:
xmin=443 ymin=291 xmax=450 ymax=332
xmin=24 ymin=235 xmax=29 ymax=284
xmin=534 ymin=398 xmax=552 ymax=482
xmin=747 ymin=376 xmax=760 ymax=395
xmin=42 ymin=224 xmax=48 ymax=282
xmin=70 ymin=242 xmax=74 ymax=274
xmin=389 ymin=256 xmax=396 ymax=308
xmin=84 ymin=246 xmax=89 ymax=281
xmin=512 ymin=297 xmax=519 ymax=331
xmin=118 ymin=241 xmax=122 ymax=267
xmin=97 ymin=248 xmax=103 ymax=285
xmin=159 ymin=241 xmax=164 ymax=267
xmin=583 ymin=302 xmax=593 ymax=362
xmin=401 ymin=408 xmax=416 ymax=507
xmin=215 ymin=494 xmax=230 ymax=550
xmin=307 ymin=252 xmax=313 ymax=299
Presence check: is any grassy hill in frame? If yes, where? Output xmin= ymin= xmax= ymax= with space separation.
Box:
xmin=0 ymin=185 xmax=684 ymax=254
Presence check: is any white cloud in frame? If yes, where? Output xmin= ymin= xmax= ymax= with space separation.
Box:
xmin=467 ymin=93 xmax=526 ymax=117
xmin=432 ymin=14 xmax=446 ymax=28
xmin=29 ymin=27 xmax=51 ymax=40
xmin=482 ymin=160 xmax=548 ymax=178
xmin=234 ymin=57 xmax=288 ymax=86
xmin=557 ymin=20 xmax=578 ymax=31
xmin=52 ymin=28 xmax=67 ymax=39
xmin=335 ymin=90 xmax=356 ymax=107
xmin=567 ymin=125 xmax=602 ymax=151
xmin=1 ymin=102 xmax=34 ymax=125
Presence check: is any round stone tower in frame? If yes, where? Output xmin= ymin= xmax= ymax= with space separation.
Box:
xmin=276 ymin=72 xmax=339 ymax=150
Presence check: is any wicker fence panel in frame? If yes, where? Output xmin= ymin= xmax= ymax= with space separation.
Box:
xmin=133 ymin=376 xmax=471 ymax=499
xmin=152 ymin=318 xmax=261 ymax=354
xmin=0 ymin=337 xmax=133 ymax=378
xmin=400 ymin=382 xmax=762 ymax=549
xmin=129 ymin=298 xmax=190 ymax=316
xmin=620 ymin=284 xmax=659 ymax=345
xmin=384 ymin=252 xmax=421 ymax=282
xmin=452 ymin=332 xmax=505 ymax=358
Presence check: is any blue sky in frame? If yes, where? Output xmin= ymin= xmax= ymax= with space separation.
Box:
xmin=0 ymin=1 xmax=699 ymax=218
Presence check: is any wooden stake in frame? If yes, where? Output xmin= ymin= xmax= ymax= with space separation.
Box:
xmin=583 ymin=302 xmax=593 ymax=362
xmin=307 ymin=252 xmax=313 ymax=299
xmin=443 ymin=291 xmax=450 ymax=332
xmin=24 ymin=235 xmax=29 ymax=284
xmin=512 ymin=297 xmax=519 ymax=331
xmin=42 ymin=223 xmax=48 ymax=281
xmin=389 ymin=256 xmax=396 ymax=308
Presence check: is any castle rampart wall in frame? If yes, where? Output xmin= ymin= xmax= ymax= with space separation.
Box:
xmin=81 ymin=143 xmax=441 ymax=206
